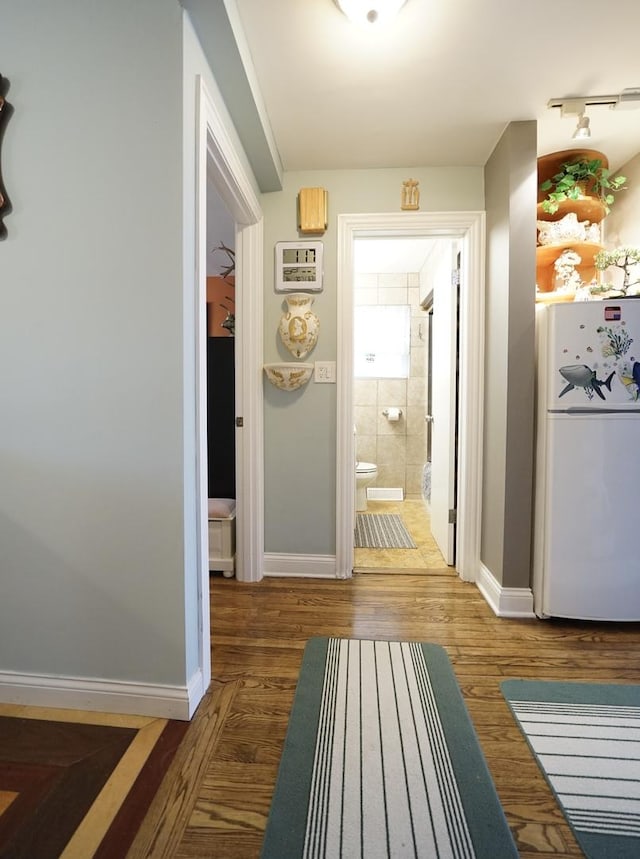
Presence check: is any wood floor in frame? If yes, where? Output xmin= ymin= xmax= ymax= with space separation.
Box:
xmin=127 ymin=569 xmax=640 ymax=859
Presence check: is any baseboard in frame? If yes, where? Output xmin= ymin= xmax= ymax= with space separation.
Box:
xmin=0 ymin=670 xmax=198 ymax=720
xmin=368 ymin=488 xmax=404 ymax=501
xmin=476 ymin=563 xmax=535 ymax=618
xmin=264 ymin=553 xmax=337 ymax=578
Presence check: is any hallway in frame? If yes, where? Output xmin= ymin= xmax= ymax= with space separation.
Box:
xmin=126 ymin=570 xmax=640 ymax=858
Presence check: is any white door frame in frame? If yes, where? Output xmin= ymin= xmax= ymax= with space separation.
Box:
xmin=195 ymin=77 xmax=264 ymax=691
xmin=336 ymin=211 xmax=485 ymax=582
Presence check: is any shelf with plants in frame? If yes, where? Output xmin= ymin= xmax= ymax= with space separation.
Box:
xmin=535 ymin=149 xmax=626 ymax=298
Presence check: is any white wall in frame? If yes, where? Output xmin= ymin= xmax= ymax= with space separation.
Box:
xmin=261 ymin=167 xmax=483 ymax=554
xmin=603 ymin=151 xmax=640 ymax=249
xmin=0 ymin=1 xmax=192 ymax=701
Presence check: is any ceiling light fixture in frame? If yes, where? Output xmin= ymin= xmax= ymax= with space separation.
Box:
xmin=572 ymin=112 xmax=591 ymax=140
xmin=333 ymin=0 xmax=408 ymax=25
xmin=548 ymin=89 xmax=640 ymax=112
xmin=548 ymin=89 xmax=640 ymax=138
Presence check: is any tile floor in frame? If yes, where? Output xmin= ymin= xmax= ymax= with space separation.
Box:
xmin=353 ymin=498 xmax=449 ymax=574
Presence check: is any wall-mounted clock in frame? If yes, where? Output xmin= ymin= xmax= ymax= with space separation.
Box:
xmin=275 ymin=240 xmax=323 ymax=292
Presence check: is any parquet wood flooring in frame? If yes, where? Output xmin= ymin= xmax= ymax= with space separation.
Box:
xmin=0 ymin=708 xmax=187 ymax=859
xmin=128 ymin=571 xmax=640 ymax=859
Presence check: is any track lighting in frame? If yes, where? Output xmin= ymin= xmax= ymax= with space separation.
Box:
xmin=572 ymin=112 xmax=591 ymax=140
xmin=548 ymin=89 xmax=640 ymax=139
xmin=333 ymin=0 xmax=408 ymax=25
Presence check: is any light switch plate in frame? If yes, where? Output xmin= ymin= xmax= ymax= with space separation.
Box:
xmin=314 ymin=361 xmax=336 ymax=383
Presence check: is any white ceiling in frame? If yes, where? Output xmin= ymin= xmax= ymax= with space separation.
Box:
xmin=233 ymin=0 xmax=640 ymax=172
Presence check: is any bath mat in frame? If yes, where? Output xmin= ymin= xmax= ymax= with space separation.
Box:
xmin=502 ymin=679 xmax=640 ymax=859
xmin=261 ymin=637 xmax=518 ymax=858
xmin=354 ymin=513 xmax=416 ymax=549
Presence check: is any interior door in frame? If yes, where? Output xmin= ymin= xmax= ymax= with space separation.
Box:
xmin=429 ymin=244 xmax=459 ymax=565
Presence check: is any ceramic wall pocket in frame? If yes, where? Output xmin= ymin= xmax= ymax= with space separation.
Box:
xmin=263 ymin=363 xmax=314 ymax=391
xmin=278 ymin=292 xmax=319 ymax=359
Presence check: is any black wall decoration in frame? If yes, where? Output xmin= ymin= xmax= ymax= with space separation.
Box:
xmin=0 ymin=74 xmax=13 ymax=239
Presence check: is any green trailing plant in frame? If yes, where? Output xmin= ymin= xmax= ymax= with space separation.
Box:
xmin=594 ymin=247 xmax=640 ymax=294
xmin=540 ymin=157 xmax=627 ymax=215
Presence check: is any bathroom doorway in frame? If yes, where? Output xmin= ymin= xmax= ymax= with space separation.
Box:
xmin=335 ymin=211 xmax=485 ymax=583
xmin=351 ymin=236 xmax=459 ymax=575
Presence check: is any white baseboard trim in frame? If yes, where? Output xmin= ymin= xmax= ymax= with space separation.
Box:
xmin=0 ymin=669 xmax=199 ymax=720
xmin=476 ymin=563 xmax=535 ymax=618
xmin=368 ymin=487 xmax=404 ymax=501
xmin=264 ymin=553 xmax=337 ymax=578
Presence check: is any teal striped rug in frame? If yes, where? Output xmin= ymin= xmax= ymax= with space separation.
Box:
xmin=502 ymin=679 xmax=640 ymax=859
xmin=261 ymin=638 xmax=517 ymax=858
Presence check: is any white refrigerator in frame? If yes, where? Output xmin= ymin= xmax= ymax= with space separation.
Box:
xmin=534 ymin=298 xmax=640 ymax=621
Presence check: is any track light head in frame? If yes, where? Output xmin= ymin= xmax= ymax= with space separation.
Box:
xmin=572 ymin=113 xmax=591 ymax=140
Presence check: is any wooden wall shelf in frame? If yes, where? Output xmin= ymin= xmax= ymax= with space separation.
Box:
xmin=535 ymin=149 xmax=610 ymax=296
xmin=536 ymin=197 xmax=606 ymax=225
xmin=536 ymin=241 xmax=604 ymax=293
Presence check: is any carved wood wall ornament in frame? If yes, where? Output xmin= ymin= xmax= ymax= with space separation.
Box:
xmin=401 ymin=178 xmax=420 ymax=211
xmin=0 ymin=74 xmax=14 ymax=239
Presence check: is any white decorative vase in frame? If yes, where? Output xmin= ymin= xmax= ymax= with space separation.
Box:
xmin=278 ymin=292 xmax=319 ymax=359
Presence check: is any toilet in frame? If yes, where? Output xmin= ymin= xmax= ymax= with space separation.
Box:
xmin=354 ymin=427 xmax=378 ymax=512
xmin=356 ymin=461 xmax=378 ymax=511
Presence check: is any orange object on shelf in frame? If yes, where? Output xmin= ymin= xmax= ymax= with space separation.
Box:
xmin=206 ymin=276 xmax=235 ymax=337
xmin=535 ymin=291 xmax=576 ymax=304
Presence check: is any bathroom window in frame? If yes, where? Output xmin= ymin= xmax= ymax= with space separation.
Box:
xmin=354 ymin=305 xmax=410 ymax=378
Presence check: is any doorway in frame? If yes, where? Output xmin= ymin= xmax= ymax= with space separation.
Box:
xmin=335 ymin=211 xmax=485 ymax=583
xmin=205 ymin=181 xmax=236 ymax=503
xmin=351 ymin=235 xmax=457 ymax=575
xmin=193 ymin=76 xmax=264 ymax=701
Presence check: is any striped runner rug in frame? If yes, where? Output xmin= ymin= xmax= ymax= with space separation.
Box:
xmin=354 ymin=513 xmax=416 ymax=549
xmin=261 ymin=638 xmax=517 ymax=858
xmin=502 ymin=679 xmax=640 ymax=859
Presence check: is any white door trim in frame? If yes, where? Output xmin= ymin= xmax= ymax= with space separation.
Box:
xmin=336 ymin=211 xmax=485 ymax=582
xmin=195 ymin=76 xmax=264 ymax=695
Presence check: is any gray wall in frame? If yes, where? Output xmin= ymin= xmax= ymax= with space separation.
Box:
xmin=0 ymin=2 xmax=201 ymax=692
xmin=482 ymin=121 xmax=537 ymax=587
xmin=260 ymin=168 xmax=484 ymax=554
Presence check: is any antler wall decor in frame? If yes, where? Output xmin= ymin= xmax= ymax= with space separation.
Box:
xmin=0 ymin=74 xmax=14 ymax=239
